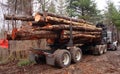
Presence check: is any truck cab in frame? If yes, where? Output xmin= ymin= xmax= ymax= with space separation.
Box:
xmin=107 ymin=31 xmax=118 ymax=50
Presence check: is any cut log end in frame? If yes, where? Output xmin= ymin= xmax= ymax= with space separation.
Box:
xmin=34 ymin=14 xmax=42 ymax=22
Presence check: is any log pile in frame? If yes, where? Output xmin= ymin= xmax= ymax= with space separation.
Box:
xmin=5 ymin=12 xmax=102 ymax=44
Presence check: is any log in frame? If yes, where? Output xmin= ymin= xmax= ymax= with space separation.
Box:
xmin=60 ymin=34 xmax=101 ymax=44
xmin=34 ymin=15 xmax=96 ymax=28
xmin=62 ymin=34 xmax=100 ymax=39
xmin=4 ymin=14 xmax=34 ymax=21
xmin=7 ymin=30 xmax=58 ymax=40
xmin=18 ymin=24 xmax=33 ymax=31
xmin=17 ymin=24 xmax=101 ymax=35
xmin=19 ymin=24 xmax=101 ymax=35
xmin=28 ymin=21 xmax=46 ymax=27
xmin=36 ymin=12 xmax=93 ymax=25
xmin=63 ymin=30 xmax=101 ymax=35
xmin=59 ymin=36 xmax=101 ymax=44
xmin=28 ymin=21 xmax=63 ymax=26
xmin=7 ymin=29 xmax=100 ymax=40
xmin=33 ymin=25 xmax=102 ymax=32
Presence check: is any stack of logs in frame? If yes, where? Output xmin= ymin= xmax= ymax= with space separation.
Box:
xmin=4 ymin=12 xmax=102 ymax=44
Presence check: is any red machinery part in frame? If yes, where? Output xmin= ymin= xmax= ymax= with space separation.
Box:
xmin=0 ymin=39 xmax=8 ymax=49
xmin=12 ymin=28 xmax=18 ymax=40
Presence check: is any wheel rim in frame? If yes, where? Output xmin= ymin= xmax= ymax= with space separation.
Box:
xmin=104 ymin=48 xmax=107 ymax=53
xmin=62 ymin=53 xmax=70 ymax=65
xmin=75 ymin=51 xmax=81 ymax=61
xmin=98 ymin=45 xmax=103 ymax=54
xmin=100 ymin=49 xmax=103 ymax=54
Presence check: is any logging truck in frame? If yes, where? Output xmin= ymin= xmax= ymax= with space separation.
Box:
xmin=0 ymin=12 xmax=118 ymax=68
xmin=28 ymin=22 xmax=117 ymax=68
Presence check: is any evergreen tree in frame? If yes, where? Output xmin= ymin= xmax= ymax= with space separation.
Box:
xmin=67 ymin=0 xmax=99 ymax=21
xmin=105 ymin=1 xmax=120 ymax=29
xmin=56 ymin=0 xmax=68 ymax=16
xmin=48 ymin=1 xmax=56 ymax=13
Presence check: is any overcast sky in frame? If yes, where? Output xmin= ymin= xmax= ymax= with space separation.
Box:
xmin=95 ymin=0 xmax=120 ymax=10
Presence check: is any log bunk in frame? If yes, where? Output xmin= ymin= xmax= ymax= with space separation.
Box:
xmin=4 ymin=12 xmax=102 ymax=45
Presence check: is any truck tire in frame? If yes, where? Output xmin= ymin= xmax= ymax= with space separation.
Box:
xmin=98 ymin=45 xmax=104 ymax=55
xmin=54 ymin=49 xmax=71 ymax=68
xmin=115 ymin=46 xmax=118 ymax=50
xmin=112 ymin=46 xmax=117 ymax=51
xmin=94 ymin=45 xmax=104 ymax=55
xmin=103 ymin=45 xmax=107 ymax=53
xmin=70 ymin=47 xmax=82 ymax=63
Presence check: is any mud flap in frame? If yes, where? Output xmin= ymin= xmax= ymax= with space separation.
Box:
xmin=46 ymin=54 xmax=55 ymax=66
xmin=0 ymin=39 xmax=8 ymax=49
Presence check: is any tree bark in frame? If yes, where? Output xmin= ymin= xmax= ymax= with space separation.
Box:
xmin=4 ymin=14 xmax=34 ymax=21
xmin=34 ymin=12 xmax=95 ymax=28
xmin=28 ymin=21 xmax=46 ymax=26
xmin=33 ymin=25 xmax=102 ymax=32
xmin=7 ymin=30 xmax=100 ymax=40
xmin=36 ymin=12 xmax=92 ymax=24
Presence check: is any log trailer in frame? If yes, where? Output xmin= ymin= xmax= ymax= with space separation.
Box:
xmin=0 ymin=12 xmax=118 ymax=68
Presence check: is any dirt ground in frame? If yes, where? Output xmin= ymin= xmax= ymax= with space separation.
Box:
xmin=0 ymin=47 xmax=120 ymax=74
